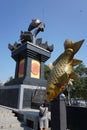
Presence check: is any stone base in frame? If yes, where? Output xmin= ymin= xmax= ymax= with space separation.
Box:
xmin=0 ymin=85 xmax=46 ymax=109
xmin=51 ymin=95 xmax=67 ymax=130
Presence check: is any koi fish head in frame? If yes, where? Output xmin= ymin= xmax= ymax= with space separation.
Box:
xmin=46 ymin=82 xmax=67 ymax=102
xmin=46 ymin=83 xmax=57 ymax=102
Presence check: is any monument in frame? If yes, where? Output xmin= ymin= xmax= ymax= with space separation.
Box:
xmin=46 ymin=39 xmax=84 ymax=130
xmin=0 ymin=18 xmax=85 ymax=130
xmin=0 ymin=19 xmax=53 ymax=109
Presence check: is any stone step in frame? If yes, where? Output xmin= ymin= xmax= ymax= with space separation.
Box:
xmin=0 ymin=107 xmax=30 ymax=130
xmin=0 ymin=108 xmax=12 ymax=112
xmin=0 ymin=108 xmax=13 ymax=112
xmin=0 ymin=116 xmax=19 ymax=124
xmin=0 ymin=111 xmax=13 ymax=115
xmin=0 ymin=123 xmax=32 ymax=130
xmin=0 ymin=112 xmax=15 ymax=117
xmin=0 ymin=117 xmax=19 ymax=124
xmin=0 ymin=128 xmax=24 ymax=130
xmin=0 ymin=114 xmax=16 ymax=119
xmin=0 ymin=126 xmax=32 ymax=130
xmin=0 ymin=122 xmax=21 ymax=129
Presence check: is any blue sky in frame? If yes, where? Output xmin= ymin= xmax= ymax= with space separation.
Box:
xmin=0 ymin=0 xmax=87 ymax=82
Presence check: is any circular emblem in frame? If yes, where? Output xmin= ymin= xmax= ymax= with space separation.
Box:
xmin=31 ymin=62 xmax=40 ymax=75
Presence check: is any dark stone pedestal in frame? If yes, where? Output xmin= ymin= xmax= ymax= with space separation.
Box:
xmin=0 ymin=85 xmax=46 ymax=109
xmin=51 ymin=95 xmax=67 ymax=130
xmin=2 ymin=42 xmax=51 ymax=109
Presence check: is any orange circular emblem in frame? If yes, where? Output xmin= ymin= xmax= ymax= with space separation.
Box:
xmin=31 ymin=62 xmax=40 ymax=75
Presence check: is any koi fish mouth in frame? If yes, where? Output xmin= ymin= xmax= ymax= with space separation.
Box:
xmin=46 ymin=83 xmax=67 ymax=101
xmin=46 ymin=86 xmax=60 ymax=101
xmin=46 ymin=91 xmax=55 ymax=101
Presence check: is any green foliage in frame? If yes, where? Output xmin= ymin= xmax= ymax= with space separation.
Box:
xmin=44 ymin=64 xmax=51 ymax=80
xmin=4 ymin=76 xmax=14 ymax=86
xmin=74 ymin=63 xmax=87 ymax=77
xmin=9 ymin=76 xmax=14 ymax=81
xmin=71 ymin=77 xmax=87 ymax=99
xmin=70 ymin=63 xmax=87 ymax=100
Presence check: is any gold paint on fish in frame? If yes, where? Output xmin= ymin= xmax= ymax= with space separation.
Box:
xmin=46 ymin=39 xmax=84 ymax=102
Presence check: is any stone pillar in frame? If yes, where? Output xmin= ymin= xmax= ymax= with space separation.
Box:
xmin=11 ymin=42 xmax=51 ymax=86
xmin=51 ymin=95 xmax=67 ymax=130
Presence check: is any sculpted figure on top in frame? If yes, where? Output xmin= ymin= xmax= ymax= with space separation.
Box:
xmin=8 ymin=18 xmax=54 ymax=52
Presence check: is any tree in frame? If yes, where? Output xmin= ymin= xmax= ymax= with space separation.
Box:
xmin=70 ymin=63 xmax=87 ymax=100
xmin=44 ymin=64 xmax=51 ymax=80
xmin=4 ymin=76 xmax=14 ymax=86
xmin=74 ymin=63 xmax=87 ymax=77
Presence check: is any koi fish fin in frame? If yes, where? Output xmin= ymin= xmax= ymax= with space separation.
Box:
xmin=69 ymin=71 xmax=78 ymax=79
xmin=72 ymin=39 xmax=84 ymax=54
xmin=72 ymin=59 xmax=82 ymax=66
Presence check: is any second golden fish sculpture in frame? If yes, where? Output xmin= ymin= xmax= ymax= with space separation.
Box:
xmin=46 ymin=39 xmax=84 ymax=102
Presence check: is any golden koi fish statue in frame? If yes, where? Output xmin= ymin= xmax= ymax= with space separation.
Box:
xmin=46 ymin=39 xmax=84 ymax=102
